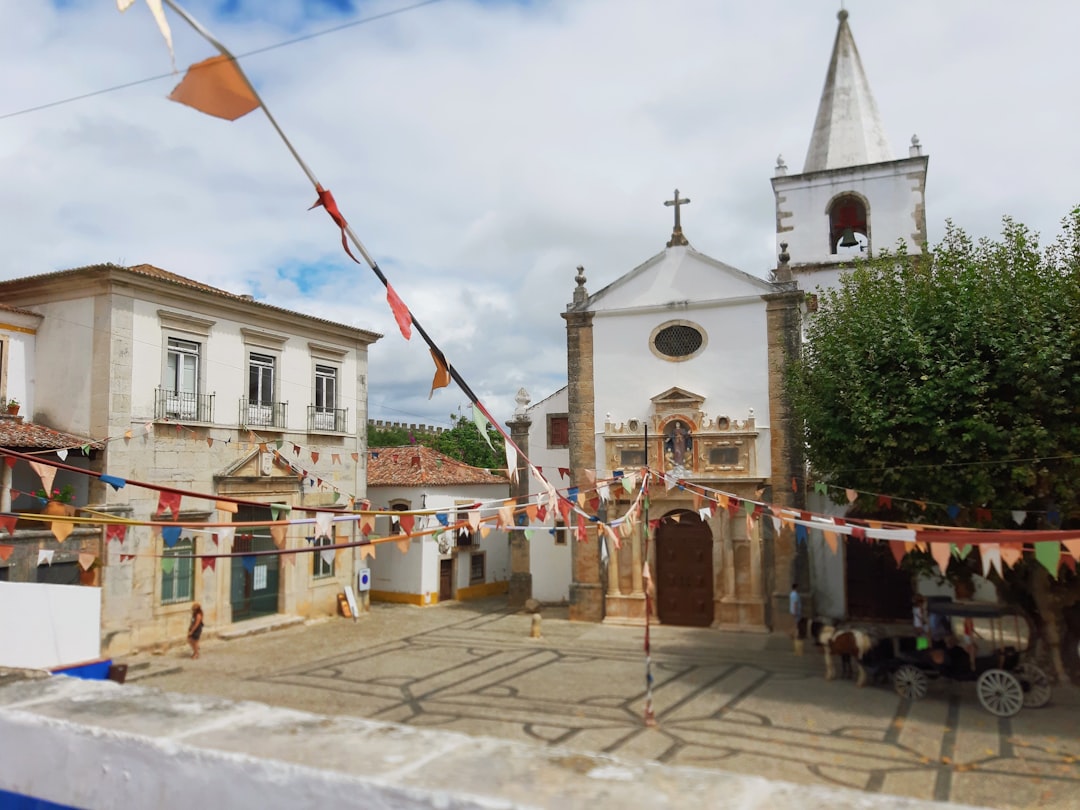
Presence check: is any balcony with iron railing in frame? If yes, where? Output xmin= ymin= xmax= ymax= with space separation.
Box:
xmin=307 ymin=405 xmax=348 ymax=433
xmin=239 ymin=398 xmax=287 ymax=430
xmin=155 ymin=388 xmax=215 ymax=422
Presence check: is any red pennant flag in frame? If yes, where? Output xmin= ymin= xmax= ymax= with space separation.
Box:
xmin=156 ymin=491 xmax=182 ymax=519
xmin=0 ymin=544 xmax=14 ymax=561
xmin=557 ymin=497 xmax=573 ymax=525
xmin=4 ymin=457 xmax=15 ymax=469
xmin=120 ymin=554 xmax=136 ymax=563
xmin=168 ymin=55 xmax=260 ymax=120
xmin=851 ymin=526 xmax=866 ymax=542
xmin=105 ymin=524 xmax=128 ymax=544
xmin=576 ymin=514 xmax=587 ymax=543
xmin=351 ymin=452 xmax=359 ymax=462
xmin=889 ymin=540 xmax=907 ymax=566
xmin=332 ymin=453 xmax=341 ymax=466
xmin=386 ymin=283 xmax=413 ymax=340
xmin=309 ymin=185 xmax=361 ymax=264
xmin=726 ymin=498 xmax=741 ymax=519
xmin=588 ymin=496 xmax=601 ymax=513
xmin=311 ymin=451 xmax=320 ymax=464
xmin=558 ymin=468 xmax=571 ymax=481
xmin=0 ymin=515 xmax=16 ymax=536
xmin=429 ymin=349 xmax=451 ymax=399
xmin=535 ymin=504 xmax=548 ymax=523
xmin=399 ymin=514 xmax=416 ymax=535
xmin=1061 ymin=554 xmax=1077 ymax=574
xmin=201 ymin=557 xmax=216 ymax=572
xmin=974 ymin=507 xmax=992 ymax=525
xmin=877 ymin=495 xmax=892 ymax=510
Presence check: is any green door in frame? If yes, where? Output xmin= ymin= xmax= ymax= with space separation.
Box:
xmin=231 ymin=505 xmax=280 ymax=621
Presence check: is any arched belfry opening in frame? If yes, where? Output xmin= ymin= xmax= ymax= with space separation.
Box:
xmin=828 ymin=194 xmax=869 ymax=255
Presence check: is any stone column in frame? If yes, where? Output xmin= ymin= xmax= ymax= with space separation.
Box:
xmin=506 ymin=389 xmax=533 ymax=608
xmin=606 ymin=542 xmax=622 ymax=596
xmin=562 ymin=266 xmax=602 ymax=622
xmin=763 ymin=244 xmax=806 ymax=632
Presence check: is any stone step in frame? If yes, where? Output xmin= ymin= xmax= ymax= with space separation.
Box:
xmin=215 ymin=613 xmax=305 ymax=641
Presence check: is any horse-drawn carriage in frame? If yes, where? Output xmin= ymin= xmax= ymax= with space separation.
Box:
xmin=865 ymin=601 xmax=1051 ymax=717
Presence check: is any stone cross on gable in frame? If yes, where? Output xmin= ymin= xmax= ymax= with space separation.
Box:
xmin=664 ymin=189 xmax=690 ymax=247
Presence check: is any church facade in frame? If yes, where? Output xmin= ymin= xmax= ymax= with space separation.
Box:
xmin=521 ymin=10 xmax=928 ymax=630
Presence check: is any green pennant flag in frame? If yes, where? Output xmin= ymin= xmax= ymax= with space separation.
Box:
xmin=622 ymin=477 xmax=633 ymax=495
xmin=523 ymin=530 xmax=531 ymax=542
xmin=270 ymin=503 xmax=291 ymax=520
xmin=471 ymin=404 xmax=495 ymax=451
xmin=81 ymin=443 xmax=91 ymax=456
xmin=814 ymin=481 xmax=828 ymax=495
xmin=333 ymin=491 xmax=341 ymax=503
xmin=161 ymin=557 xmax=175 ymax=574
xmin=744 ymin=500 xmax=755 ymax=515
xmin=275 ymin=439 xmax=284 ymax=450
xmin=954 ymin=544 xmax=972 ymax=559
xmin=1034 ymin=541 xmax=1061 ymax=576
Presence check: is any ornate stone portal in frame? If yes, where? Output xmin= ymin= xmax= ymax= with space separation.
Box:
xmin=600 ymin=387 xmax=770 ymax=630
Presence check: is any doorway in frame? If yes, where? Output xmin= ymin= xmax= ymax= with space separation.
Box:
xmin=230 ymin=504 xmax=280 ymax=621
xmin=439 ymin=558 xmax=453 ymax=602
xmin=655 ymin=511 xmax=714 ymax=627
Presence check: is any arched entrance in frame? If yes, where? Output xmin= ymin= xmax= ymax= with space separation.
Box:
xmin=655 ymin=510 xmax=714 ymax=627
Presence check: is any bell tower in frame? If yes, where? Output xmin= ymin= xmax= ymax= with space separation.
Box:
xmin=771 ymin=10 xmax=928 ymax=292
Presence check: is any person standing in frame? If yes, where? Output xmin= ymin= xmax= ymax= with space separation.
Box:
xmin=187 ymin=602 xmax=204 ymax=659
xmin=790 ymin=583 xmax=805 ymax=654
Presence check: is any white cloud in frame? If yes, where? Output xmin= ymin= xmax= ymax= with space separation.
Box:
xmin=3 ymin=0 xmax=1078 ymax=429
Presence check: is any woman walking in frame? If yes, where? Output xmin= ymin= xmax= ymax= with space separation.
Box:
xmin=187 ymin=602 xmax=204 ymax=659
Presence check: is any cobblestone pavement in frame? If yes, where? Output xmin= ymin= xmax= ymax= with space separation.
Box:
xmin=122 ymin=599 xmax=1080 ymax=809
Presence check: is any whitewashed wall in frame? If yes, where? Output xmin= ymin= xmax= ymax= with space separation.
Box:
xmin=25 ymin=298 xmax=96 ymax=435
xmin=0 ymin=582 xmax=101 ymax=669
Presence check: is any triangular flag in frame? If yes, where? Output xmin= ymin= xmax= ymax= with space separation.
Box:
xmin=37 ymin=549 xmax=54 ymax=567
xmin=1034 ymin=542 xmax=1061 ymax=576
xmin=161 ymin=557 xmax=175 ymax=574
xmin=471 ymin=405 xmax=495 ymax=451
xmin=118 ymin=0 xmax=174 ymax=66
xmin=396 ymin=539 xmax=410 ymax=554
xmin=320 ymin=548 xmax=336 ymax=568
xmin=78 ymin=553 xmax=96 ymax=572
xmin=120 ymin=554 xmax=136 ymax=563
xmin=51 ymin=520 xmax=74 ymax=543
xmin=124 ymin=430 xmax=133 ymax=443
xmin=930 ymin=542 xmax=952 ymax=575
xmin=1011 ymin=510 xmax=1027 ymax=527
xmin=429 ymin=349 xmax=451 ymax=398
xmin=981 ymin=544 xmax=1002 ymax=578
xmin=0 ymin=516 xmax=16 ymax=537
xmin=156 ymin=491 xmax=181 ymax=519
xmin=0 ymin=544 xmax=14 ymax=561
xmin=242 ymin=556 xmax=256 ymax=573
xmin=56 ymin=449 xmax=68 ymax=462
xmin=1000 ymin=543 xmax=1023 ymax=568
xmin=161 ymin=526 xmax=183 ymax=548
xmin=359 ymin=544 xmax=376 ymax=561
xmin=100 ymin=474 xmax=126 ymax=491
xmin=168 ymin=54 xmax=260 ymax=120
xmin=822 ymin=530 xmax=838 ymax=554
xmin=385 ymin=282 xmax=413 ymax=340
xmin=28 ymin=461 xmax=57 ymax=496
xmin=504 ymin=442 xmax=518 ymax=484
xmin=314 ymin=512 xmax=334 ymax=539
xmin=889 ymin=540 xmax=907 ymax=566
xmin=311 ymin=451 xmax=320 ymax=464
xmin=467 ymin=509 xmax=482 ymax=532
xmin=105 ymin=524 xmax=128 ymax=544
xmin=201 ymin=557 xmax=216 ymax=572
xmin=270 ymin=524 xmax=287 ymax=548
xmin=1063 ymin=538 xmax=1080 ymax=562
xmin=216 ymin=500 xmax=239 ymax=514
xmin=498 ymin=501 xmax=515 ymax=528
xmin=217 ymin=527 xmax=235 ymax=550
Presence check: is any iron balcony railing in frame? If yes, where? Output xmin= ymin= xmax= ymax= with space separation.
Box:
xmin=155 ymin=388 xmax=215 ymax=422
xmin=307 ymin=405 xmax=348 ymax=433
xmin=239 ymin=398 xmax=287 ymax=429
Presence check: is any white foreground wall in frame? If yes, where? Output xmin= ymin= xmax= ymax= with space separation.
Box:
xmin=0 ymin=582 xmax=101 ymax=669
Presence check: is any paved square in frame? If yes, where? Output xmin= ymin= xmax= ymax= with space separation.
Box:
xmin=124 ymin=599 xmax=1080 ymax=808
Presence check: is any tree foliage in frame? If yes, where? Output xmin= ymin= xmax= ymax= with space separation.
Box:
xmin=368 ymin=412 xmax=505 ymax=471
xmin=788 ymin=209 xmax=1080 ymax=522
xmin=787 ymin=208 xmax=1080 ymax=682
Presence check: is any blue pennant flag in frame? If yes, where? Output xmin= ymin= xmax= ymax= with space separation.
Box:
xmin=795 ymin=524 xmax=808 ymax=546
xmin=435 ymin=512 xmax=449 ymax=527
xmin=567 ymin=486 xmax=579 ymax=501
xmin=162 ymin=526 xmax=183 ymax=548
xmin=946 ymin=504 xmax=961 ymax=521
xmin=100 ymin=474 xmax=126 ymax=491
xmin=242 ymin=555 xmax=256 ymax=573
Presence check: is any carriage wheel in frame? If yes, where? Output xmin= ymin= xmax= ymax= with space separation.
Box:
xmin=1015 ymin=663 xmax=1052 ymax=709
xmin=976 ymin=669 xmax=1024 ymax=717
xmin=893 ymin=664 xmax=928 ymax=700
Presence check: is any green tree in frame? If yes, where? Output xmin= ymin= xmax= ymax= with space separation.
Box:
xmin=786 ymin=207 xmax=1080 ymax=682
xmin=368 ymin=411 xmax=505 ymax=471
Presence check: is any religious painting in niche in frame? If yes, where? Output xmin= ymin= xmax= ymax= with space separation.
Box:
xmin=664 ymin=419 xmax=693 ymax=472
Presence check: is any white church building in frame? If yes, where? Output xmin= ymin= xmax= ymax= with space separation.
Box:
xmin=520 ymin=9 xmax=927 ymax=630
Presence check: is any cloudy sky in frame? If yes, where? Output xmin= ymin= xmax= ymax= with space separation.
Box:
xmin=3 ymin=0 xmax=1078 ymax=430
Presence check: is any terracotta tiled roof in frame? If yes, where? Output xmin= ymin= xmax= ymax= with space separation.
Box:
xmin=0 ymin=302 xmax=39 ymax=316
xmin=367 ymin=446 xmax=507 ymax=487
xmin=0 ymin=416 xmax=101 ymax=451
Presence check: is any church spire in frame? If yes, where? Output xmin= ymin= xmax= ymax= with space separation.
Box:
xmin=802 ymin=9 xmax=893 ymax=173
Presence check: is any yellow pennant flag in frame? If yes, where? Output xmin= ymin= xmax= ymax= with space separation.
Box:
xmin=359 ymin=544 xmax=377 ymax=561
xmin=396 ymin=539 xmax=410 ymax=555
xmin=51 ymin=520 xmax=74 ymax=544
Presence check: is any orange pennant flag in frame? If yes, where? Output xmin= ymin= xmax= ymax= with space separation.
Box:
xmin=269 ymin=524 xmax=287 ymax=548
xmin=429 ymin=349 xmax=450 ymax=399
xmin=0 ymin=545 xmax=14 ymax=561
xmin=168 ymin=55 xmax=260 ymax=121
xmin=396 ymin=539 xmax=410 ymax=554
xmin=823 ymin=531 xmax=838 ymax=554
xmin=78 ymin=553 xmax=96 ymax=571
xmin=359 ymin=544 xmax=376 ymax=561
xmin=931 ymin=542 xmax=952 ymax=574
xmin=215 ymin=500 xmax=239 ymax=514
xmin=51 ymin=520 xmax=74 ymax=544
xmin=1064 ymin=538 xmax=1080 ymax=562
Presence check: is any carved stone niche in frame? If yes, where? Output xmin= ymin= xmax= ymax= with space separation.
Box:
xmin=649 ymin=386 xmax=705 ymax=429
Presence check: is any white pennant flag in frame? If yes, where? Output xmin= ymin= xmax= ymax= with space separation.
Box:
xmin=597 ymin=482 xmax=611 ymax=502
xmin=981 ymin=543 xmax=1002 ymax=578
xmin=320 ymin=548 xmax=336 ymax=568
xmin=699 ymin=507 xmax=712 ymax=521
xmin=503 ymin=441 xmax=518 ymax=483
xmin=56 ymin=449 xmax=69 ymax=462
xmin=37 ymin=549 xmax=55 ymax=567
xmin=468 ymin=509 xmax=482 ymax=532
xmin=315 ymin=512 xmax=334 ymax=539
xmin=1011 ymin=511 xmax=1027 ymax=527
xmin=772 ymin=516 xmax=782 ymax=534
xmin=217 ymin=527 xmax=235 ymax=551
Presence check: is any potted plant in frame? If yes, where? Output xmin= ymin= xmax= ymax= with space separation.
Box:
xmin=5 ymin=398 xmax=19 ymax=416
xmin=35 ymin=484 xmax=76 ymax=516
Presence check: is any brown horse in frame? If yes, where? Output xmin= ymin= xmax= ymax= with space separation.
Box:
xmin=814 ymin=623 xmax=876 ymax=686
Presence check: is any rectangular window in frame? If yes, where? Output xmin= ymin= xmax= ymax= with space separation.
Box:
xmin=709 ymin=447 xmax=740 ymax=466
xmin=165 ymin=338 xmax=200 ymax=418
xmin=548 ymin=414 xmax=569 ymax=448
xmin=312 ymin=534 xmax=335 ymax=579
xmin=249 ymin=353 xmax=275 ymax=406
xmin=162 ymin=537 xmax=195 ymax=604
xmin=315 ymin=365 xmax=336 ymax=411
xmin=554 ymin=519 xmax=567 ymax=546
xmin=469 ymin=552 xmax=485 ymax=584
